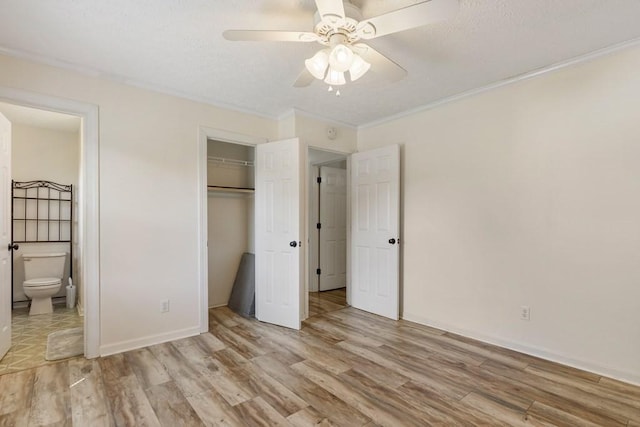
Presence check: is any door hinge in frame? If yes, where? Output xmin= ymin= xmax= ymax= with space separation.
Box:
xmin=316 ymin=268 xmax=321 ymax=275
xmin=316 ymin=176 xmax=322 ymax=184
xmin=316 ymin=222 xmax=321 ymax=229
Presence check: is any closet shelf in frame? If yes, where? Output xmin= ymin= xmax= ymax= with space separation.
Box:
xmin=207 ymin=185 xmax=255 ymax=194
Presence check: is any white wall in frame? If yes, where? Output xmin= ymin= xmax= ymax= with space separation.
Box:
xmin=0 ymin=53 xmax=279 ymax=355
xmin=10 ymin=124 xmax=79 ymax=302
xmin=358 ymin=45 xmax=640 ymax=384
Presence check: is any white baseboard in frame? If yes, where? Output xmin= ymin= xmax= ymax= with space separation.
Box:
xmin=99 ymin=326 xmax=201 ymax=357
xmin=208 ymin=303 xmax=227 ymax=309
xmin=402 ymin=312 xmax=640 ymax=387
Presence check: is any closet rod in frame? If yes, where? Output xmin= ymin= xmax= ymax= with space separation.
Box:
xmin=207 ymin=156 xmax=254 ymax=167
xmin=207 ymin=185 xmax=254 ymax=194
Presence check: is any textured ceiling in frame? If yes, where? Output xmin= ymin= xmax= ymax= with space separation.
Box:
xmin=1 ymin=0 xmax=640 ymax=126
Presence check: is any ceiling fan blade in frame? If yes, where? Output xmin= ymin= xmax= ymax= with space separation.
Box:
xmin=293 ymin=68 xmax=316 ymax=87
xmin=223 ymin=30 xmax=319 ymax=42
xmin=356 ymin=0 xmax=458 ymax=40
xmin=352 ymin=44 xmax=407 ymax=82
xmin=315 ymin=0 xmax=345 ymax=25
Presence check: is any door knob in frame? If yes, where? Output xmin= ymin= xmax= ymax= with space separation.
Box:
xmin=388 ymin=238 xmax=396 ymax=245
xmin=7 ymin=243 xmax=19 ymax=251
xmin=289 ymin=241 xmax=298 ymax=248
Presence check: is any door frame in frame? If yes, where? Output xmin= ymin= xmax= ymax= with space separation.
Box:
xmin=198 ymin=136 xmax=355 ymax=325
xmin=197 ymin=126 xmax=266 ymax=332
xmin=0 ymin=86 xmax=100 ymax=358
xmin=318 ymin=165 xmax=348 ymax=292
xmin=304 ymin=146 xmax=351 ymax=319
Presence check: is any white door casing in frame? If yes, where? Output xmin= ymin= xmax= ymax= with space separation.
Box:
xmin=308 ymin=165 xmax=320 ymax=293
xmin=0 ymin=113 xmax=11 ymax=359
xmin=350 ymin=144 xmax=400 ymax=320
xmin=255 ymin=138 xmax=304 ymax=329
xmin=319 ymin=166 xmax=347 ymax=291
xmin=0 ymin=87 xmax=99 ymax=358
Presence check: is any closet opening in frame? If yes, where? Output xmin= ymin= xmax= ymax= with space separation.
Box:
xmin=306 ymin=147 xmax=348 ymax=319
xmin=203 ymin=138 xmax=351 ymax=326
xmin=206 ymin=139 xmax=255 ymax=311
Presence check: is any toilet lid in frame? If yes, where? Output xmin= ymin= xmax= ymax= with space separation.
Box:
xmin=24 ymin=277 xmax=61 ymax=287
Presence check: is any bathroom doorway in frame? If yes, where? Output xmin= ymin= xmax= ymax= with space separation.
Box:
xmin=0 ymin=102 xmax=84 ymax=374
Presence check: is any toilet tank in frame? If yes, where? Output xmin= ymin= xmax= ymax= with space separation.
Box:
xmin=22 ymin=253 xmax=67 ymax=280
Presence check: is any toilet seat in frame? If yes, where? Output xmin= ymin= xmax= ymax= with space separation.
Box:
xmin=23 ymin=277 xmax=62 ymax=287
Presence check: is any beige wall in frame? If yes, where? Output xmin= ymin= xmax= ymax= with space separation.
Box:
xmin=278 ymin=110 xmax=357 ymax=154
xmin=0 ymin=53 xmax=279 ymax=354
xmin=358 ymin=45 xmax=640 ymax=384
xmin=10 ymin=124 xmax=80 ymax=303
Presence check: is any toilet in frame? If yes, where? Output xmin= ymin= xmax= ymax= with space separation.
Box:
xmin=22 ymin=252 xmax=66 ymax=315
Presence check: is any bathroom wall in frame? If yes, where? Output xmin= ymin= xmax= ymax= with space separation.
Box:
xmin=11 ymin=123 xmax=80 ymax=303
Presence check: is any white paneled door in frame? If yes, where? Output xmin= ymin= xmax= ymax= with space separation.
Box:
xmin=319 ymin=166 xmax=347 ymax=291
xmin=255 ymin=138 xmax=304 ymax=329
xmin=0 ymin=113 xmax=11 ymax=360
xmin=351 ymin=144 xmax=400 ymax=320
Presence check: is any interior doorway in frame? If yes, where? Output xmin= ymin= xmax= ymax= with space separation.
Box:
xmin=307 ymin=147 xmax=348 ymax=318
xmin=0 ymin=86 xmax=100 ymax=362
xmin=0 ymin=103 xmax=83 ymax=372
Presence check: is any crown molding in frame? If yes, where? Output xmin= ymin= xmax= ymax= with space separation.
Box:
xmin=359 ymin=36 xmax=640 ymax=130
xmin=0 ymin=46 xmax=280 ymax=123
xmin=5 ymin=34 xmax=640 ymax=133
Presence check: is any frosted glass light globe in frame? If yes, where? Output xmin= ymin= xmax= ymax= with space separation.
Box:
xmin=328 ymin=44 xmax=354 ymax=72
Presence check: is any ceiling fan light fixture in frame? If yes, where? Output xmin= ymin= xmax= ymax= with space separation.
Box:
xmin=305 ymin=49 xmax=330 ymax=80
xmin=324 ymin=67 xmax=346 ymax=86
xmin=349 ymin=54 xmax=371 ymax=81
xmin=328 ymin=44 xmax=354 ymax=72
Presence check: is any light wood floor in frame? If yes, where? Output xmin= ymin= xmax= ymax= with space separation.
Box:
xmin=308 ymin=288 xmax=347 ymax=318
xmin=1 ymin=305 xmax=640 ymax=426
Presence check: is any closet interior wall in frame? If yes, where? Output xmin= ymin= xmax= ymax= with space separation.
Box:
xmin=207 ymin=140 xmax=254 ymax=308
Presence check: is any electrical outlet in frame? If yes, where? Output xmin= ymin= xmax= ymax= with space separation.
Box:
xmin=520 ymin=305 xmax=530 ymax=321
xmin=161 ymin=299 xmax=170 ymax=313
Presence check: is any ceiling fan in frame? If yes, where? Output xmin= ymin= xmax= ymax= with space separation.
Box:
xmin=223 ymin=0 xmax=458 ymax=91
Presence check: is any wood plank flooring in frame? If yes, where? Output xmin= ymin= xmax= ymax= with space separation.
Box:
xmin=1 ymin=301 xmax=640 ymax=426
xmin=308 ymin=288 xmax=347 ymax=318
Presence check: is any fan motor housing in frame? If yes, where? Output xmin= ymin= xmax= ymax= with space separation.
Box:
xmin=313 ymin=2 xmax=364 ymax=45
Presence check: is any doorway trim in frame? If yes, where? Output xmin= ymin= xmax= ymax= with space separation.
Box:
xmin=197 ymin=126 xmax=266 ymax=332
xmin=0 ymin=86 xmax=100 ymax=358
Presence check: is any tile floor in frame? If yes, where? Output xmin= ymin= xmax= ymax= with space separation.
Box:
xmin=0 ymin=304 xmax=83 ymax=375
